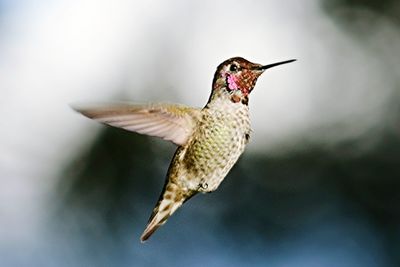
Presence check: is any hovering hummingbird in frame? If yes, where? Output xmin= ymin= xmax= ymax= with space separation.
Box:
xmin=73 ymin=57 xmax=295 ymax=242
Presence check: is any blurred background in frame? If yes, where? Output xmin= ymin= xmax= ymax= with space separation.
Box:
xmin=1 ymin=0 xmax=400 ymax=266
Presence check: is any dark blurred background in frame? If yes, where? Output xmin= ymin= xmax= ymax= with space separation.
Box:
xmin=1 ymin=0 xmax=399 ymax=266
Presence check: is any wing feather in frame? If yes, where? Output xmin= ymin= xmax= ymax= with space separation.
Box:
xmin=73 ymin=102 xmax=201 ymax=146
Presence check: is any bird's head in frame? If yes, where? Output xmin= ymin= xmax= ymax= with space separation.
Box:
xmin=211 ymin=57 xmax=296 ymax=104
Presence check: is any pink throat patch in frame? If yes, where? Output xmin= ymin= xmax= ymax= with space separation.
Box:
xmin=227 ymin=74 xmax=239 ymax=90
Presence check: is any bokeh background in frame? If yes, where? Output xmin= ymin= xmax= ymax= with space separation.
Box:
xmin=1 ymin=0 xmax=400 ymax=266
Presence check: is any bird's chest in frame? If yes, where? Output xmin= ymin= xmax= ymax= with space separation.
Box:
xmin=198 ymin=105 xmax=250 ymax=150
xmin=179 ymin=101 xmax=251 ymax=191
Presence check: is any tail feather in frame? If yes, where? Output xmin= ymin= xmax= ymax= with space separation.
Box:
xmin=140 ymin=182 xmax=194 ymax=242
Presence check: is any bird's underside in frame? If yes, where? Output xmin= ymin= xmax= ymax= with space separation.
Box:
xmin=140 ymin=95 xmax=251 ymax=241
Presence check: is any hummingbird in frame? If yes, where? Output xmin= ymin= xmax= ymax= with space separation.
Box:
xmin=73 ymin=57 xmax=295 ymax=242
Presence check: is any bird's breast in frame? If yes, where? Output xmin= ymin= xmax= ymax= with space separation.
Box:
xmin=176 ymin=100 xmax=251 ymax=192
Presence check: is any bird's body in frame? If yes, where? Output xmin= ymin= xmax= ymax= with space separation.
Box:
xmin=174 ymin=89 xmax=251 ymax=193
xmin=73 ymin=57 xmax=295 ymax=241
xmin=141 ymin=90 xmax=251 ymax=240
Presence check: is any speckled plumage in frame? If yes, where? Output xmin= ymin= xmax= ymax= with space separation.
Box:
xmin=174 ymin=89 xmax=251 ymax=193
xmin=73 ymin=57 xmax=296 ymax=242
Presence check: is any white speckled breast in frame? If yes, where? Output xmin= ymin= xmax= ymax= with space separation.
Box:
xmin=168 ymin=90 xmax=251 ymax=193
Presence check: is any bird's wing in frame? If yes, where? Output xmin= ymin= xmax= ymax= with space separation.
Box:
xmin=73 ymin=102 xmax=201 ymax=146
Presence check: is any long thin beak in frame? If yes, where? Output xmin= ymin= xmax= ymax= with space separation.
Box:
xmin=259 ymin=59 xmax=296 ymax=70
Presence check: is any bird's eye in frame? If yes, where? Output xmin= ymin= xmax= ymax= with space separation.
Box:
xmin=229 ymin=64 xmax=238 ymax=72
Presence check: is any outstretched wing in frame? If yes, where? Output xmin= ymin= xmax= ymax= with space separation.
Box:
xmin=73 ymin=102 xmax=201 ymax=146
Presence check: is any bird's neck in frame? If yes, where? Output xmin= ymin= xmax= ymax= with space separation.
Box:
xmin=206 ymin=87 xmax=249 ymax=108
xmin=204 ymin=88 xmax=249 ymax=117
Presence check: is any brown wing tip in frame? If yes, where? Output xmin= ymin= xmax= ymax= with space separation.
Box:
xmin=69 ymin=103 xmax=95 ymax=118
xmin=69 ymin=102 xmax=126 ymax=118
xmin=70 ymin=103 xmax=83 ymax=113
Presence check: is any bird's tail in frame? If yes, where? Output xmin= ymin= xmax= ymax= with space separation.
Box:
xmin=140 ymin=181 xmax=195 ymax=242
